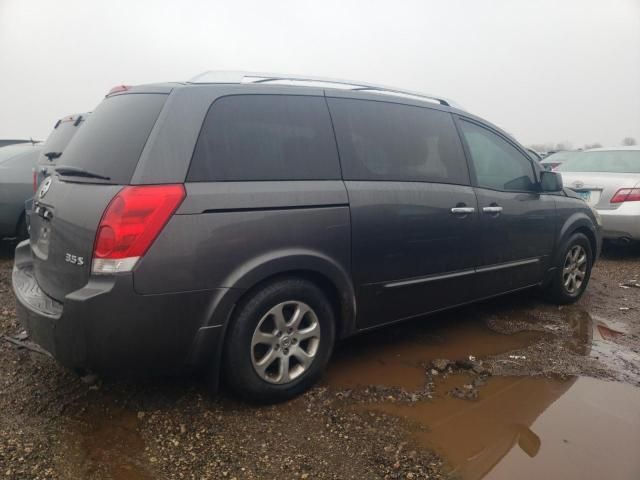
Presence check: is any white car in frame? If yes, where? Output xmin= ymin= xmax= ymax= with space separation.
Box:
xmin=558 ymin=147 xmax=640 ymax=243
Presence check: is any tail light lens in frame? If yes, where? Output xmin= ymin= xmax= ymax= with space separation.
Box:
xmin=610 ymin=188 xmax=640 ymax=204
xmin=92 ymin=184 xmax=185 ymax=274
xmin=33 ymin=170 xmax=37 ymax=193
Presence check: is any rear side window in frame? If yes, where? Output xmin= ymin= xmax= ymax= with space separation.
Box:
xmin=187 ymin=95 xmax=341 ymax=181
xmin=327 ymin=98 xmax=469 ymax=184
xmin=59 ymin=94 xmax=167 ymax=184
xmin=459 ymin=120 xmax=537 ymax=192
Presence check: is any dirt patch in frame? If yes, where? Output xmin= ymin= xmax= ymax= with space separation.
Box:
xmin=1 ymin=240 xmax=640 ymax=479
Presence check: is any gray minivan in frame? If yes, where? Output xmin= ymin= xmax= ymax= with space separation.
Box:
xmin=13 ymin=73 xmax=601 ymax=402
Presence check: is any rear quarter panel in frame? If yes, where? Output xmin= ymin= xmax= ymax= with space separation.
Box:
xmin=133 ymin=180 xmax=352 ymax=300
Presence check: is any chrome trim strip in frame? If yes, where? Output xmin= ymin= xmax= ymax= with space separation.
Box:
xmin=382 ymin=257 xmax=541 ymax=289
xmin=475 ymin=257 xmax=540 ymax=273
xmin=384 ymin=268 xmax=476 ymax=289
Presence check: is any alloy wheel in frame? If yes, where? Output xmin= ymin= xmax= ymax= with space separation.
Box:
xmin=250 ymin=301 xmax=321 ymax=384
xmin=562 ymin=245 xmax=588 ymax=294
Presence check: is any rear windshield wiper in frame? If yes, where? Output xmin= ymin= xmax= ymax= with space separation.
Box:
xmin=55 ymin=166 xmax=111 ymax=181
xmin=44 ymin=151 xmax=62 ymax=161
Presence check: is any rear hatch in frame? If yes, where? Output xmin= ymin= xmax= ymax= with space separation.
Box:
xmin=30 ymin=92 xmax=168 ymax=301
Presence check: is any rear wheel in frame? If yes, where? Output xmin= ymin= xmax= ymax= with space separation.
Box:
xmin=545 ymin=233 xmax=593 ymax=304
xmin=222 ymin=278 xmax=336 ymax=403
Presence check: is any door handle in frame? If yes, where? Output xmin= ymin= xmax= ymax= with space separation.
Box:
xmin=482 ymin=206 xmax=503 ymax=214
xmin=451 ymin=207 xmax=475 ymax=214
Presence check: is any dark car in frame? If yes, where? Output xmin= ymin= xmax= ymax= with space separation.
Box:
xmin=12 ymin=72 xmax=602 ymax=402
xmin=0 ymin=143 xmax=41 ymax=239
xmin=0 ymin=139 xmax=32 ymax=148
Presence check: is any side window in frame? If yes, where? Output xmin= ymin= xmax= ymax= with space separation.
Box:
xmin=327 ymin=98 xmax=469 ymax=184
xmin=187 ymin=95 xmax=341 ymax=181
xmin=459 ymin=120 xmax=537 ymax=192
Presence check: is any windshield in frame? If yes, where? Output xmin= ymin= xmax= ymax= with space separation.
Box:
xmin=543 ymin=151 xmax=579 ymax=163
xmin=0 ymin=144 xmax=37 ymax=165
xmin=557 ymin=150 xmax=640 ymax=173
xmin=59 ymin=94 xmax=167 ymax=184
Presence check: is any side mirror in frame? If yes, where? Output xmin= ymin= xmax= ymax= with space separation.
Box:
xmin=540 ymin=171 xmax=563 ymax=192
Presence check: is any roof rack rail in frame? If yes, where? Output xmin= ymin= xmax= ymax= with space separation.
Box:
xmin=188 ymin=71 xmax=459 ymax=108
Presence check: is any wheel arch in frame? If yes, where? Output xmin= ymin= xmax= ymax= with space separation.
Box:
xmin=216 ymin=249 xmax=356 ymax=338
xmin=555 ymin=212 xmax=600 ymax=266
xmin=197 ymin=251 xmax=355 ymax=393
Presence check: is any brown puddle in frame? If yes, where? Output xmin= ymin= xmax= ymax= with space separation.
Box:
xmin=590 ymin=315 xmax=640 ymax=383
xmin=61 ymin=405 xmax=154 ymax=480
xmin=326 ymin=311 xmax=544 ymax=389
xmin=368 ymin=375 xmax=640 ymax=480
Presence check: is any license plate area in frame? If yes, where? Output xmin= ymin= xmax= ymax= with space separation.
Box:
xmin=575 ymin=190 xmax=590 ymax=201
xmin=29 ymin=210 xmax=51 ymax=260
xmin=573 ymin=189 xmax=601 ymax=206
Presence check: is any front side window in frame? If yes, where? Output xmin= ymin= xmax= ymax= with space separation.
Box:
xmin=327 ymin=98 xmax=469 ymax=184
xmin=187 ymin=95 xmax=341 ymax=181
xmin=459 ymin=120 xmax=537 ymax=192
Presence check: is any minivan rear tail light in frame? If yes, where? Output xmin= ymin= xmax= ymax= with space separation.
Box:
xmin=92 ymin=184 xmax=185 ymax=274
xmin=610 ymin=188 xmax=640 ymax=204
xmin=33 ymin=170 xmax=38 ymax=193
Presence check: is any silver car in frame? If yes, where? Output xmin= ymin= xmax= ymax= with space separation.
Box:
xmin=558 ymin=147 xmax=640 ymax=243
xmin=0 ymin=143 xmax=41 ymax=239
xmin=540 ymin=150 xmax=581 ymax=171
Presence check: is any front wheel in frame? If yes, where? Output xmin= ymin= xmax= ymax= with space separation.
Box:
xmin=545 ymin=233 xmax=593 ymax=304
xmin=222 ymin=278 xmax=336 ymax=403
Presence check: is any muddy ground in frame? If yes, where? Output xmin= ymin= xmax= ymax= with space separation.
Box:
xmin=1 ymin=240 xmax=639 ymax=480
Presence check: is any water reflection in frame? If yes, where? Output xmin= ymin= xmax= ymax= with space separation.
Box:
xmin=326 ymin=308 xmax=545 ymax=390
xmin=369 ymin=376 xmax=640 ymax=480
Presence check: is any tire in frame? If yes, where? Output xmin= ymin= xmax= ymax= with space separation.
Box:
xmin=545 ymin=233 xmax=593 ymax=304
xmin=222 ymin=278 xmax=336 ymax=403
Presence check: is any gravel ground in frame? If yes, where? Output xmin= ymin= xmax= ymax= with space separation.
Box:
xmin=1 ymin=240 xmax=639 ymax=479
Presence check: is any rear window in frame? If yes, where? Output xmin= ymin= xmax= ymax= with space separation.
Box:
xmin=557 ymin=150 xmax=640 ymax=173
xmin=187 ymin=95 xmax=341 ymax=181
xmin=37 ymin=115 xmax=88 ymax=166
xmin=327 ymin=98 xmax=469 ymax=184
xmin=59 ymin=94 xmax=167 ymax=184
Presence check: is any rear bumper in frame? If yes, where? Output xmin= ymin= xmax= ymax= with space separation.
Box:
xmin=11 ymin=240 xmax=241 ymax=373
xmin=597 ymin=203 xmax=640 ymax=240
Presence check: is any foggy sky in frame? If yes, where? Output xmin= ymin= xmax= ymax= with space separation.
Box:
xmin=1 ymin=0 xmax=639 ymax=149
